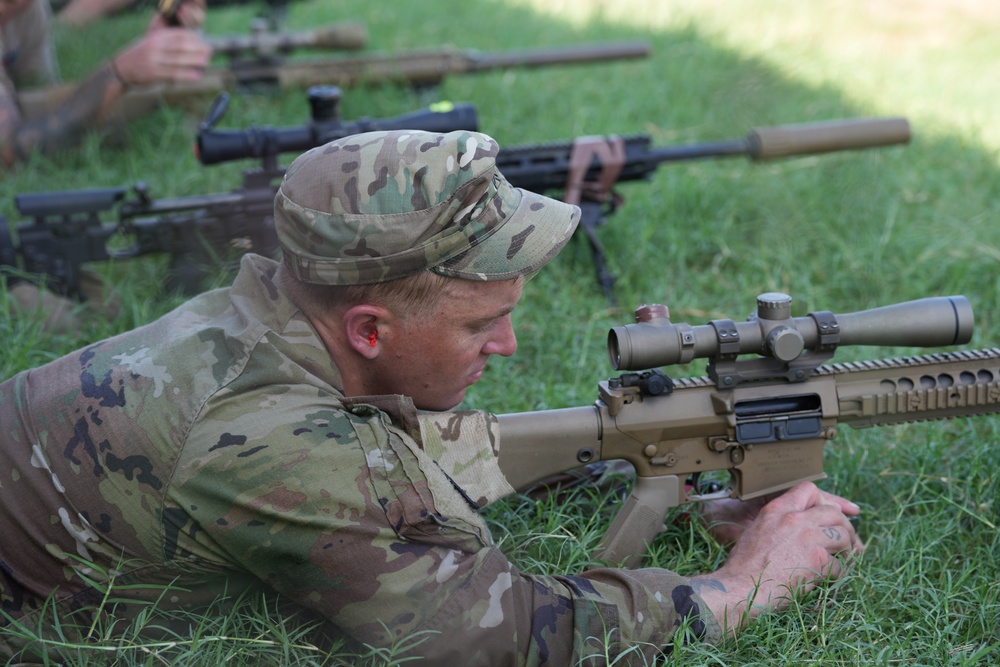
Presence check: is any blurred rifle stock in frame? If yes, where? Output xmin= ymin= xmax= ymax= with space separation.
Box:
xmin=0 ymin=95 xmax=478 ymax=298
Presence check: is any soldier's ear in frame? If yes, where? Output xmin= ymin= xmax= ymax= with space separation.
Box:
xmin=343 ymin=304 xmax=386 ymax=359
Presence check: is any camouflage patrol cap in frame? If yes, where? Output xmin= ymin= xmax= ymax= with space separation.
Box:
xmin=274 ymin=129 xmax=581 ymax=285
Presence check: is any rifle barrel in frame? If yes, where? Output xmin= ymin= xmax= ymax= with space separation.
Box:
xmin=641 ymin=139 xmax=750 ymax=163
xmin=17 ymin=41 xmax=650 ymax=117
xmin=495 ymin=116 xmax=910 ymax=195
xmin=748 ymin=117 xmax=911 ymax=160
xmin=464 ymin=41 xmax=650 ymax=71
xmin=121 ymin=192 xmax=250 ymax=218
xmin=643 ymin=117 xmax=910 ymax=166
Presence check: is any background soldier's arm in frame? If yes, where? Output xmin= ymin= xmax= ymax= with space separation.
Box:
xmin=0 ymin=61 xmax=123 ymax=165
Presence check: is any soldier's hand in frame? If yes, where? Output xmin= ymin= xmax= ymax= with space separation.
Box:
xmin=689 ymin=481 xmax=862 ymax=635
xmin=696 ymin=485 xmax=860 ymax=546
xmin=149 ymin=0 xmax=206 ymax=30
xmin=111 ymin=28 xmax=212 ymax=86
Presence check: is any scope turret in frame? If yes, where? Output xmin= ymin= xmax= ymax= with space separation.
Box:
xmin=609 ymin=294 xmax=974 ymax=371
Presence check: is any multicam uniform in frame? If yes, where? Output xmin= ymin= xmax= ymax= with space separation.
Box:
xmin=0 ymin=254 xmax=722 ymax=664
xmin=0 ymin=0 xmax=59 ymax=95
xmin=1 ymin=0 xmax=90 ymax=334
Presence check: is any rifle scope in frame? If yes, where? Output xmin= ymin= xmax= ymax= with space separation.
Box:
xmin=196 ymin=85 xmax=479 ymax=165
xmin=609 ymin=293 xmax=974 ymax=371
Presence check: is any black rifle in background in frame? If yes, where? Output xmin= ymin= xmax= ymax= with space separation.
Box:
xmin=197 ymin=108 xmax=912 ymax=302
xmin=492 ymin=117 xmax=911 ymax=301
xmin=1 ymin=91 xmax=478 ymax=299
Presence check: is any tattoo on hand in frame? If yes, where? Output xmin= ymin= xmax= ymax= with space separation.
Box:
xmin=823 ymin=527 xmax=842 ymax=541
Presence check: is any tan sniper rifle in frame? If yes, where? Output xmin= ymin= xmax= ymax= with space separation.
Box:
xmin=488 ymin=293 xmax=1000 ymax=567
xmin=16 ymin=39 xmax=649 ymax=119
xmin=16 ymin=20 xmax=369 ymax=119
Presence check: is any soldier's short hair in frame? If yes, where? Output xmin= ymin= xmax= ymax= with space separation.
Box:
xmin=275 ymin=263 xmax=458 ymax=319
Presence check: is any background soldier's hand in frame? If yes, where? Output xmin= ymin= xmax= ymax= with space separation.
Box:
xmin=148 ymin=0 xmax=206 ymax=30
xmin=7 ymin=283 xmax=79 ymax=334
xmin=0 ymin=0 xmax=37 ymax=23
xmin=689 ymin=481 xmax=863 ymax=634
xmin=111 ymin=28 xmax=211 ymax=86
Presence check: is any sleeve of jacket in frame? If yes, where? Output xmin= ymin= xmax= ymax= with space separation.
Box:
xmin=171 ymin=388 xmax=722 ymax=666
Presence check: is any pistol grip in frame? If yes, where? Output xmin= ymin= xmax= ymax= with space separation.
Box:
xmin=595 ymin=474 xmax=682 ymax=568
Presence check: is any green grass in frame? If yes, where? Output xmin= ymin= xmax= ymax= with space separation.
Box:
xmin=2 ymin=0 xmax=999 ymax=663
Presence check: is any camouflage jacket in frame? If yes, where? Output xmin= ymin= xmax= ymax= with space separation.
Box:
xmin=0 ymin=255 xmax=722 ymax=664
xmin=1 ymin=0 xmax=59 ymax=97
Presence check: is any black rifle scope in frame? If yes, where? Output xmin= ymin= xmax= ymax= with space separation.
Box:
xmin=196 ymin=85 xmax=479 ymax=165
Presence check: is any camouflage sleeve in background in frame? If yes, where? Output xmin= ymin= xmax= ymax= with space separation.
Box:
xmin=1 ymin=0 xmax=60 ymax=90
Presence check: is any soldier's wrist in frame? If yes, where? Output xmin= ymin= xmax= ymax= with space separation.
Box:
xmin=107 ymin=58 xmax=128 ymax=89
